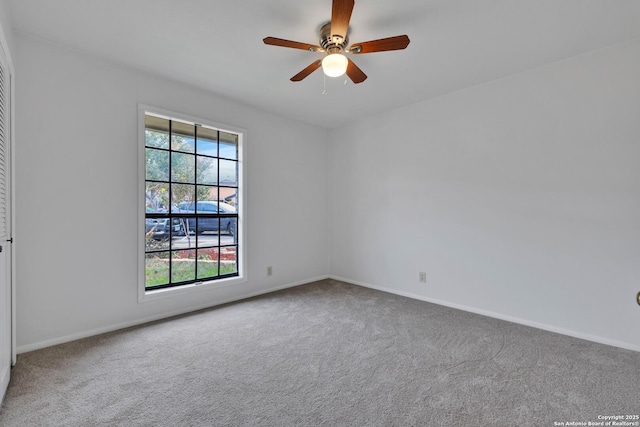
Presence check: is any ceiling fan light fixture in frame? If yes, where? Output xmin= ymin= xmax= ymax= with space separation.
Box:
xmin=322 ymin=53 xmax=348 ymax=77
xmin=263 ymin=0 xmax=409 ymax=84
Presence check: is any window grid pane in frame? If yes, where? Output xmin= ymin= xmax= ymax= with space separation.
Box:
xmin=144 ymin=114 xmax=240 ymax=290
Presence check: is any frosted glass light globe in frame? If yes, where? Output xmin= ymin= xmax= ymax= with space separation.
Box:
xmin=322 ymin=54 xmax=348 ymax=77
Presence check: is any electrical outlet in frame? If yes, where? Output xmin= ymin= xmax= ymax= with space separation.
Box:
xmin=267 ymin=266 xmax=273 ymax=276
xmin=419 ymin=272 xmax=426 ymax=283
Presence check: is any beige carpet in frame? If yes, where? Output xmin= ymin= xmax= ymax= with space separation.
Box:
xmin=1 ymin=279 xmax=639 ymax=426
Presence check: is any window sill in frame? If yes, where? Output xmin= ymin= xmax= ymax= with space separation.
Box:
xmin=138 ymin=274 xmax=247 ymax=303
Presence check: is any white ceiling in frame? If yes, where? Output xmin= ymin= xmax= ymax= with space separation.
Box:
xmin=7 ymin=0 xmax=640 ymax=129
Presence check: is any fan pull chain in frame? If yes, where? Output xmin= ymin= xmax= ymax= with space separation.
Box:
xmin=322 ymin=73 xmax=328 ymax=95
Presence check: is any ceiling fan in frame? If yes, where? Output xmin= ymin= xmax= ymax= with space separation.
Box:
xmin=263 ymin=0 xmax=410 ymax=84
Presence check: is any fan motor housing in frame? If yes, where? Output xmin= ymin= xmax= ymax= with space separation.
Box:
xmin=319 ymin=22 xmax=349 ymax=52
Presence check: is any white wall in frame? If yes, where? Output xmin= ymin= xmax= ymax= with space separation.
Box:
xmin=12 ymin=29 xmax=640 ymax=353
xmin=328 ymin=39 xmax=640 ymax=351
xmin=0 ymin=0 xmax=12 ymax=55
xmin=14 ymin=34 xmax=329 ymax=352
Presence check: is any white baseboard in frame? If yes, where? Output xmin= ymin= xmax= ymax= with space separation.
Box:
xmin=19 ymin=274 xmax=638 ymax=355
xmin=329 ymin=275 xmax=640 ymax=353
xmin=17 ymin=275 xmax=330 ymax=354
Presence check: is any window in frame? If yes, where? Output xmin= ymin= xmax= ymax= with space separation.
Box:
xmin=139 ymin=107 xmax=244 ymax=296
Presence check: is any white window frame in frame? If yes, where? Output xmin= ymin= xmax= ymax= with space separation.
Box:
xmin=137 ymin=104 xmax=246 ymax=303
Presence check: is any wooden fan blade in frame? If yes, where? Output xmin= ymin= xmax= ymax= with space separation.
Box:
xmin=263 ymin=37 xmax=322 ymax=52
xmin=350 ymin=35 xmax=410 ymax=54
xmin=291 ymin=60 xmax=322 ymax=82
xmin=346 ymin=58 xmax=367 ymax=84
xmin=331 ymin=0 xmax=354 ymax=42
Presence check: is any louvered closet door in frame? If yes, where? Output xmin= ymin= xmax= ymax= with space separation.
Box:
xmin=0 ymin=58 xmax=8 ymax=239
xmin=0 ymin=44 xmax=11 ymax=399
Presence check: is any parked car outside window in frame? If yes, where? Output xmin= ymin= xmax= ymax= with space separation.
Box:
xmin=177 ymin=201 xmax=237 ymax=236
